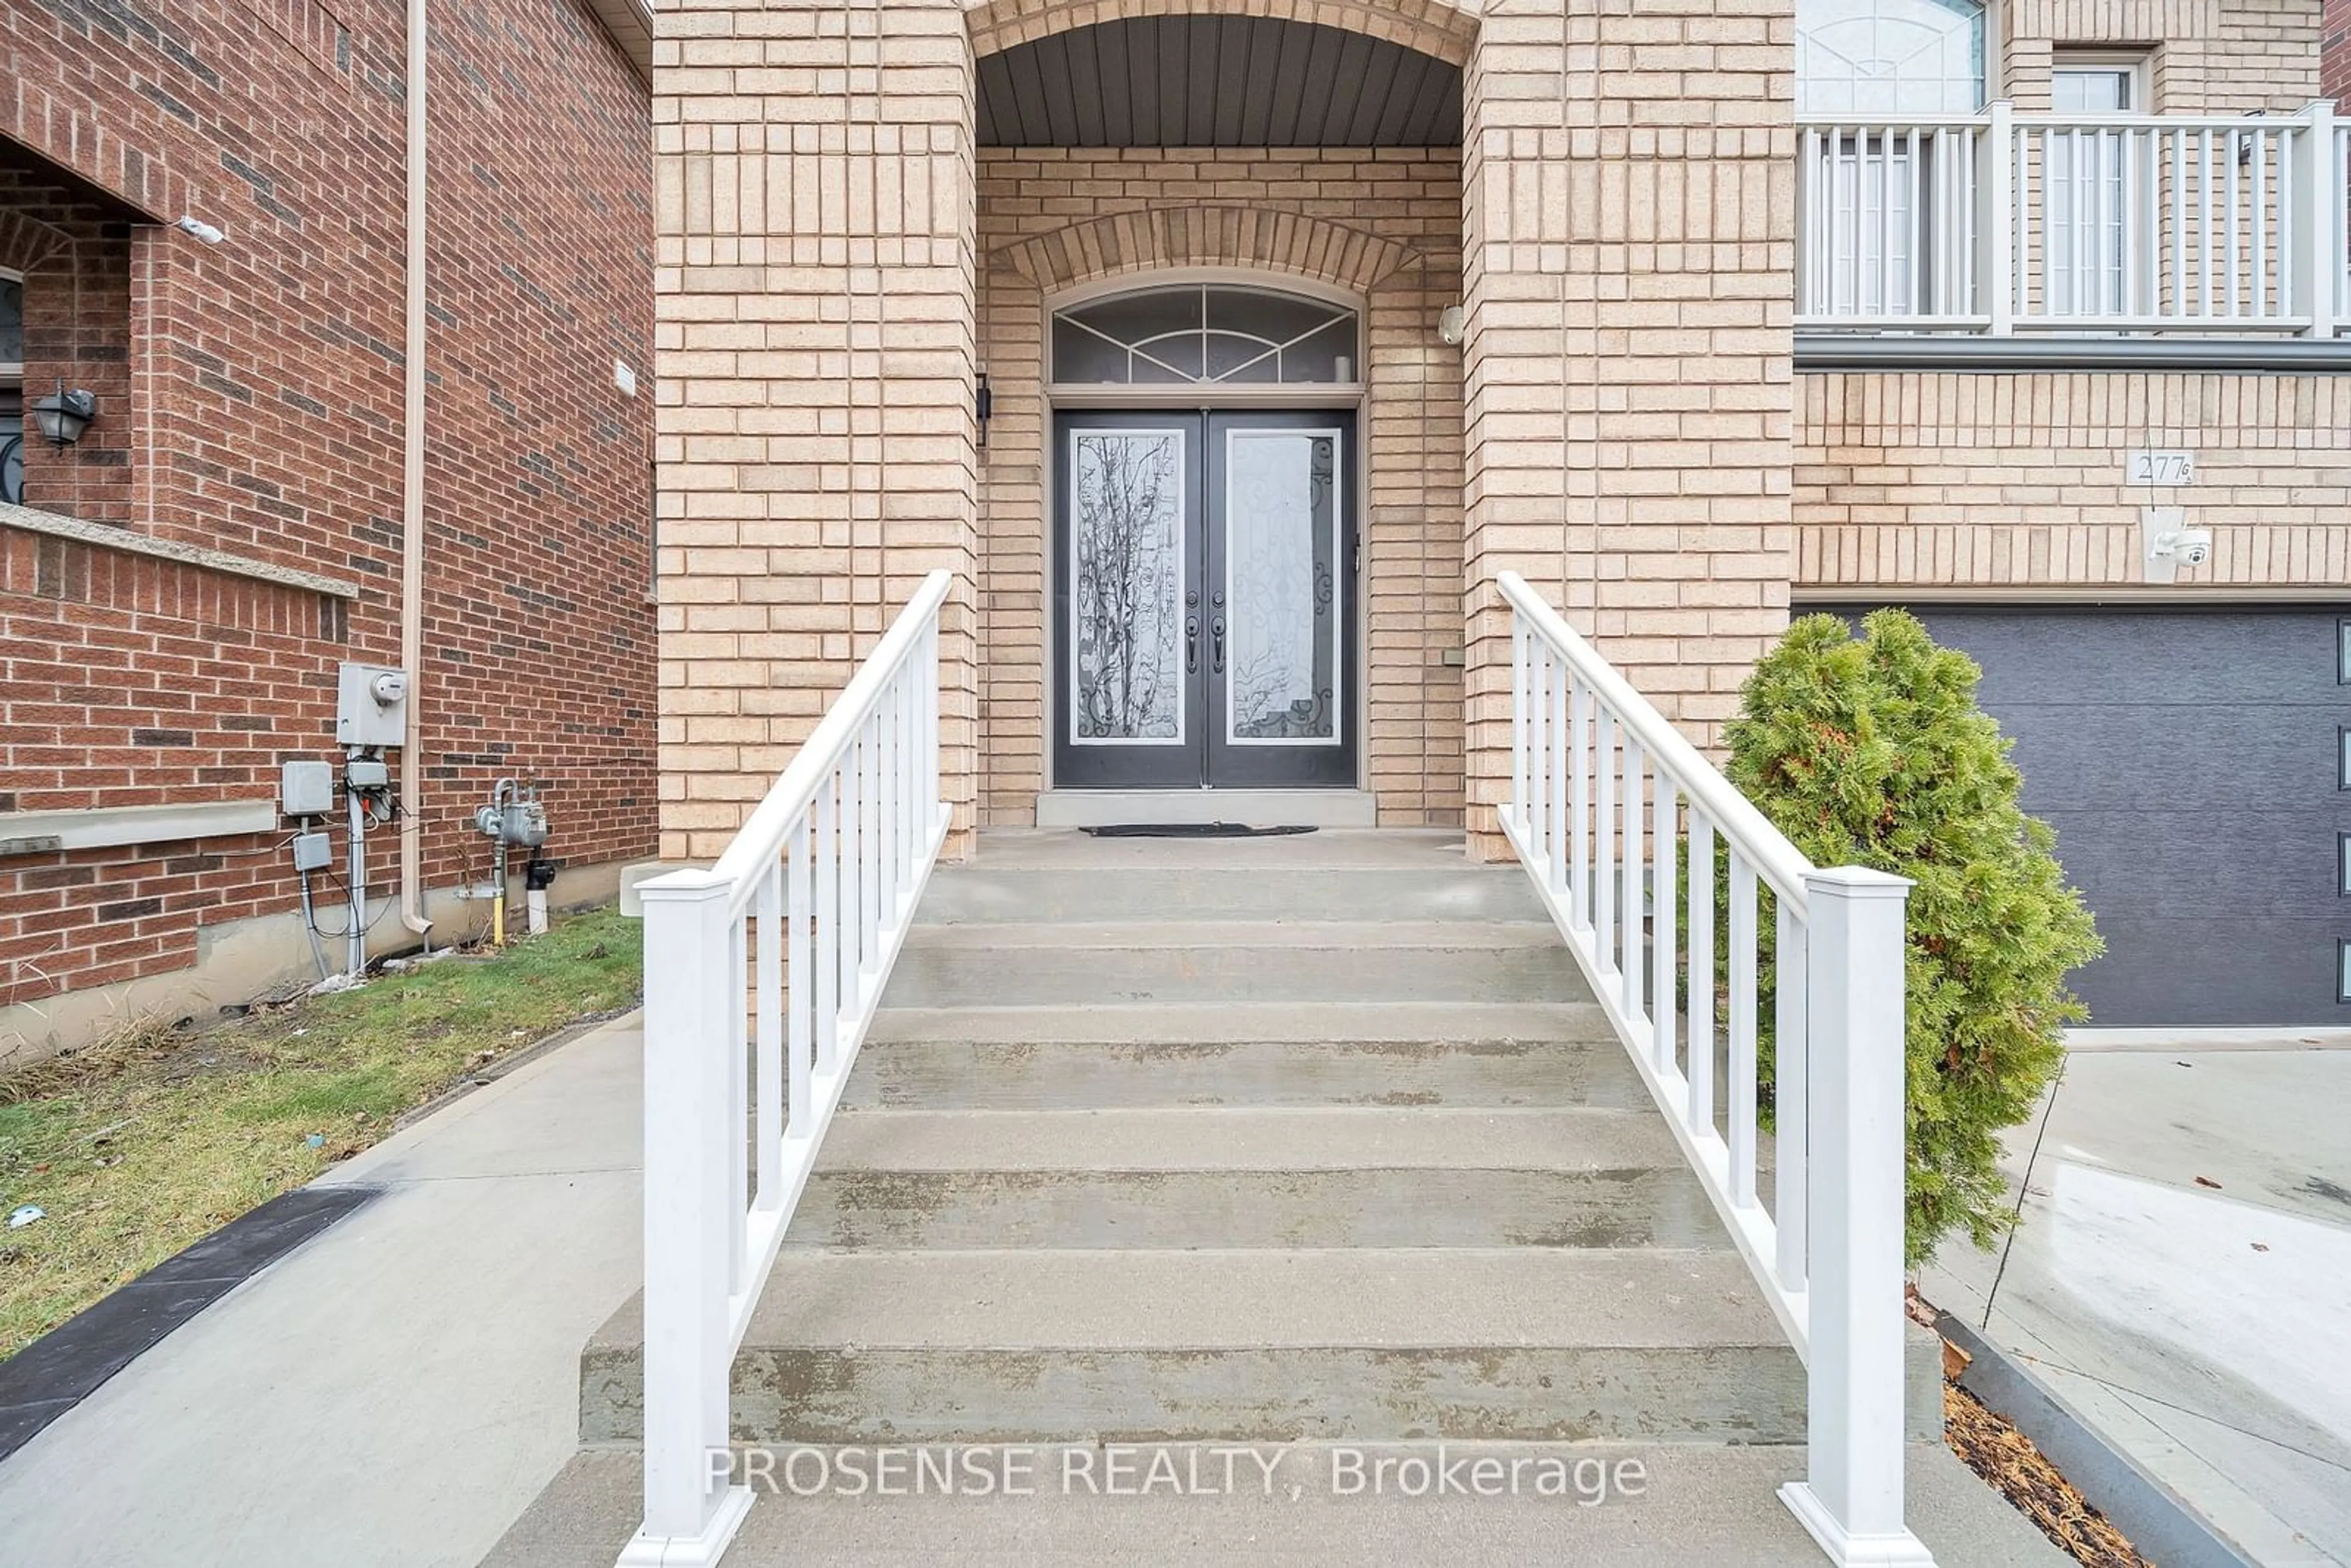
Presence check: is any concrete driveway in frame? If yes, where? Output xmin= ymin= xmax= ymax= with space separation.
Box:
xmin=1919 ymin=1035 xmax=2351 ymax=1567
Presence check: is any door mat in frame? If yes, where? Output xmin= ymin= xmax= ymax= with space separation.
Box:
xmin=1081 ymin=823 xmax=1319 ymax=838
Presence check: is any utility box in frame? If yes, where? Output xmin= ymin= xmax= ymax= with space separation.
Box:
xmin=280 ymin=760 xmax=336 ymax=817
xmin=336 ymin=663 xmax=411 ymax=749
xmin=290 ymin=831 xmax=334 ymax=873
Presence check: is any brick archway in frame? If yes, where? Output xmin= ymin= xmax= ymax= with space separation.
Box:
xmin=965 ymin=0 xmax=1479 ymax=69
xmin=0 ymin=211 xmax=74 ymax=275
xmin=994 ymin=206 xmax=1424 ymax=297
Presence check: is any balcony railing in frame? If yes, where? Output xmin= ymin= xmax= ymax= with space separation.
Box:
xmin=1798 ymin=99 xmax=2348 ymax=337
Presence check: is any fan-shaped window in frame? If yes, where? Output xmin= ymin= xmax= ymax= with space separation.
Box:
xmin=1798 ymin=0 xmax=1988 ymax=116
xmin=1052 ymin=285 xmax=1360 ymax=388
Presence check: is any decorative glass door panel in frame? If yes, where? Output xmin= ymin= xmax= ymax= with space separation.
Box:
xmin=1070 ymin=427 xmax=1188 ymax=746
xmin=1053 ymin=410 xmax=1355 ymax=791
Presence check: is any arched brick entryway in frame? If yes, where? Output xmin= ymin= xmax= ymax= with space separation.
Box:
xmin=964 ymin=0 xmax=1480 ymax=68
xmin=977 ymin=183 xmax=1466 ymax=827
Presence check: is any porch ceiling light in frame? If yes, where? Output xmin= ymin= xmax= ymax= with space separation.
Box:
xmin=31 ymin=383 xmax=97 ymax=446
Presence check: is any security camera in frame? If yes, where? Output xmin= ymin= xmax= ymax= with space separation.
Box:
xmin=2158 ymin=528 xmax=2213 ymax=568
xmin=173 ymin=215 xmax=227 ymax=245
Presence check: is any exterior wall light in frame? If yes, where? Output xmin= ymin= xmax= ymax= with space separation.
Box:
xmin=31 ymin=382 xmax=97 ymax=446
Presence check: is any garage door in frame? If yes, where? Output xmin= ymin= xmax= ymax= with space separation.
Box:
xmin=1826 ymin=607 xmax=2351 ymax=1029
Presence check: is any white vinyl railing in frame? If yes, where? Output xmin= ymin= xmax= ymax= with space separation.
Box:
xmin=619 ymin=570 xmax=953 ymax=1568
xmin=1498 ymin=573 xmax=1929 ymax=1568
xmin=1799 ymin=98 xmax=2345 ymax=337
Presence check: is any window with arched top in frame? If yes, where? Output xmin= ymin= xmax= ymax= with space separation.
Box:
xmin=1051 ymin=285 xmax=1360 ymax=388
xmin=1796 ymin=0 xmax=1989 ymax=116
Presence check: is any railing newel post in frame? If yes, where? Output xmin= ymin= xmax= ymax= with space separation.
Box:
xmin=2292 ymin=99 xmax=2339 ymax=336
xmin=626 ymin=870 xmax=752 ymax=1566
xmin=1779 ymin=865 xmax=1931 ymax=1568
xmin=1984 ymin=100 xmax=2015 ymax=335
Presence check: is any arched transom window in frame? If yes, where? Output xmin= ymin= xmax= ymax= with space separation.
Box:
xmin=1797 ymin=0 xmax=1989 ymax=115
xmin=1051 ymin=284 xmax=1360 ymax=388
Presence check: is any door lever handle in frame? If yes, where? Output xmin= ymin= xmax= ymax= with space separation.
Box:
xmin=1210 ymin=617 xmax=1226 ymax=675
xmin=1187 ymin=617 xmax=1200 ymax=675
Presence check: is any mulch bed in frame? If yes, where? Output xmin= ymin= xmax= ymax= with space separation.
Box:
xmin=1945 ymin=1369 xmax=2155 ymax=1568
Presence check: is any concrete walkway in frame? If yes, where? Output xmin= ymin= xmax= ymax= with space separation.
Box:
xmin=0 ymin=1016 xmax=648 ymax=1568
xmin=1920 ymin=1038 xmax=2351 ymax=1567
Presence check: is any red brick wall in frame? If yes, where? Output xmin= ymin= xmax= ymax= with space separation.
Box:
xmin=2326 ymin=0 xmax=2351 ymax=96
xmin=1 ymin=0 xmax=654 ymax=1024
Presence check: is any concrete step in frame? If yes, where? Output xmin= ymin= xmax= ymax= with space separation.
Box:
xmin=481 ymin=1441 xmax=2071 ymax=1568
xmin=795 ymin=1106 xmax=1721 ymax=1251
xmin=964 ymin=827 xmax=1475 ymax=871
xmin=783 ymin=1166 xmax=1723 ymax=1251
xmin=882 ymin=921 xmax=1593 ymax=1008
xmin=580 ymin=1248 xmax=1856 ymax=1447
xmin=918 ymin=865 xmax=1545 ymax=925
xmin=815 ymin=1107 xmax=1672 ymax=1168
xmin=839 ymin=1033 xmax=1646 ymax=1111
xmin=861 ymin=999 xmax=1616 ymax=1047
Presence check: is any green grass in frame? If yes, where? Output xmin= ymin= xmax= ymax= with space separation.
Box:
xmin=0 ymin=907 xmax=642 ymax=1359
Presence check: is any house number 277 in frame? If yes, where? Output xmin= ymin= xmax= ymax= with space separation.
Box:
xmin=2126 ymin=450 xmax=2196 ymax=486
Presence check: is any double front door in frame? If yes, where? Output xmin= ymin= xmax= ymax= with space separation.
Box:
xmin=1054 ymin=410 xmax=1357 ymax=790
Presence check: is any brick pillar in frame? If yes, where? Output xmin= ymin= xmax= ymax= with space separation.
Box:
xmin=1460 ymin=0 xmax=1795 ymax=857
xmin=654 ymin=0 xmax=978 ymax=863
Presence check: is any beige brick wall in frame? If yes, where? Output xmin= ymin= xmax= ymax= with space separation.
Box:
xmin=2001 ymin=0 xmax=2323 ymax=110
xmin=974 ymin=149 xmax=1468 ymax=825
xmin=653 ymin=0 xmax=980 ymax=861
xmin=1796 ymin=371 xmax=2351 ymax=591
xmin=1461 ymin=0 xmax=1798 ymax=856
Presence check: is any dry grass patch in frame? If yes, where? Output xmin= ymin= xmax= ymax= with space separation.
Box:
xmin=0 ymin=908 xmax=642 ymax=1358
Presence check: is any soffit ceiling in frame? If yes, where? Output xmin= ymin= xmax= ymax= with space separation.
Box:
xmin=975 ymin=16 xmax=1464 ymax=148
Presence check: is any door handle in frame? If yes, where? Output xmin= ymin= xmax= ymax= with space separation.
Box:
xmin=1187 ymin=616 xmax=1200 ymax=675
xmin=1210 ymin=617 xmax=1226 ymax=675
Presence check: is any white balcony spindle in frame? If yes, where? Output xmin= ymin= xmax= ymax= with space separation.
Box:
xmin=814 ymin=773 xmax=840 ymax=1072
xmin=1595 ymin=711 xmax=1616 ymax=975
xmin=1652 ymin=773 xmax=1678 ymax=1077
xmin=1550 ymin=655 xmax=1570 ymax=895
xmin=786 ymin=819 xmax=812 ymax=1139
xmin=1774 ymin=899 xmax=1809 ymax=1294
xmin=1688 ymin=813 xmax=1715 ymax=1131
xmin=1512 ymin=621 xmax=1530 ymax=833
xmin=1728 ymin=851 xmax=1758 ymax=1209
xmin=1622 ymin=740 xmax=1644 ymax=1021
xmin=724 ymin=910 xmax=748 ymax=1294
xmin=1529 ymin=642 xmax=1550 ymax=861
xmin=1569 ymin=680 xmax=1590 ymax=925
xmin=754 ymin=863 xmax=783 ymax=1209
